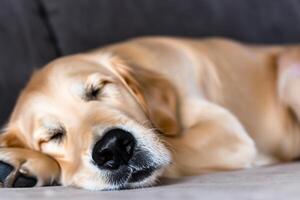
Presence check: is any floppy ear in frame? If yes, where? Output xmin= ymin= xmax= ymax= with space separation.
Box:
xmin=0 ymin=127 xmax=25 ymax=148
xmin=107 ymin=56 xmax=181 ymax=136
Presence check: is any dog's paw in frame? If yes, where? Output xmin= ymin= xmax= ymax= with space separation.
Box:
xmin=0 ymin=148 xmax=60 ymax=187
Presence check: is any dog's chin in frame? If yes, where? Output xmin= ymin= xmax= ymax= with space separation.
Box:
xmin=107 ymin=167 xmax=164 ymax=191
xmin=125 ymin=168 xmax=164 ymax=189
xmin=78 ymin=163 xmax=166 ymax=191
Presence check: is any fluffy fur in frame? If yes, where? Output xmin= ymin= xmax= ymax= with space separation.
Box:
xmin=1 ymin=37 xmax=300 ymax=190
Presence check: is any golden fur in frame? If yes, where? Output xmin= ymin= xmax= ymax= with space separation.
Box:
xmin=1 ymin=37 xmax=300 ymax=189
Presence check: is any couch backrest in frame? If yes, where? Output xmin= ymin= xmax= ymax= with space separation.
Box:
xmin=1 ymin=0 xmax=300 ymax=126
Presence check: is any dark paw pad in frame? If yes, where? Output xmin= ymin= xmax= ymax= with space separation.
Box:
xmin=0 ymin=161 xmax=37 ymax=187
xmin=13 ymin=174 xmax=37 ymax=187
xmin=0 ymin=161 xmax=14 ymax=183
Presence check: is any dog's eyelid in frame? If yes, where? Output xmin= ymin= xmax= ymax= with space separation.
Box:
xmin=84 ymin=79 xmax=113 ymax=101
xmin=85 ymin=85 xmax=101 ymax=100
xmin=48 ymin=126 xmax=66 ymax=142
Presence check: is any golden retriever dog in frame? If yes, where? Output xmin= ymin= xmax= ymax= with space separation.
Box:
xmin=1 ymin=37 xmax=300 ymax=190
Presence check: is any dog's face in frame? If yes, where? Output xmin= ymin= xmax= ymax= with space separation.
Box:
xmin=1 ymin=54 xmax=171 ymax=190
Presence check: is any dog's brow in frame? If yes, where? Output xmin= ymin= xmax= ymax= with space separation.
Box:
xmin=41 ymin=117 xmax=64 ymax=132
xmin=46 ymin=124 xmax=65 ymax=133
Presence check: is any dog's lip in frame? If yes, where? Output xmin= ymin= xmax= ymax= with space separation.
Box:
xmin=127 ymin=167 xmax=156 ymax=183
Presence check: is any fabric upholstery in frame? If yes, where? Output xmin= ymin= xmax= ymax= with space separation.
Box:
xmin=1 ymin=0 xmax=300 ymax=125
xmin=42 ymin=0 xmax=300 ymax=55
xmin=0 ymin=0 xmax=58 ymax=126
xmin=1 ymin=163 xmax=300 ymax=200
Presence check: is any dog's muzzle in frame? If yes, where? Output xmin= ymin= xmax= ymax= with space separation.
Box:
xmin=92 ymin=128 xmax=157 ymax=186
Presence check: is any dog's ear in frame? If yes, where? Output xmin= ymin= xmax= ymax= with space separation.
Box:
xmin=107 ymin=56 xmax=181 ymax=136
xmin=0 ymin=127 xmax=25 ymax=148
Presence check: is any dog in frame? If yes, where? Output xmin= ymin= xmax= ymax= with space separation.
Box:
xmin=0 ymin=36 xmax=300 ymax=190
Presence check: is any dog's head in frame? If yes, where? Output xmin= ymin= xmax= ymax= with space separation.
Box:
xmin=0 ymin=53 xmax=180 ymax=190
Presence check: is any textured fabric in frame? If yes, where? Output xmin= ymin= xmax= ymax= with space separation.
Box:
xmin=42 ymin=0 xmax=300 ymax=55
xmin=1 ymin=163 xmax=300 ymax=200
xmin=1 ymin=0 xmax=300 ymax=125
xmin=0 ymin=0 xmax=58 ymax=126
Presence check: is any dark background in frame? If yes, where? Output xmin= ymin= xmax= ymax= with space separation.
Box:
xmin=1 ymin=0 xmax=300 ymax=126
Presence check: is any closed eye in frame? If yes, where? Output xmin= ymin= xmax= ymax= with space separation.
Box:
xmin=49 ymin=128 xmax=65 ymax=143
xmin=86 ymin=85 xmax=101 ymax=100
xmin=85 ymin=80 xmax=112 ymax=101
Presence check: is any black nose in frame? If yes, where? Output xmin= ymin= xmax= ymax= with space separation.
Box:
xmin=92 ymin=128 xmax=136 ymax=170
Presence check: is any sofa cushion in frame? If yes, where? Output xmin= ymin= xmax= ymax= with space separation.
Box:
xmin=2 ymin=0 xmax=300 ymax=125
xmin=0 ymin=0 xmax=58 ymax=126
xmin=1 ymin=163 xmax=300 ymax=200
xmin=42 ymin=0 xmax=300 ymax=55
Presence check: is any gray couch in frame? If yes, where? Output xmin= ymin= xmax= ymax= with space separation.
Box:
xmin=1 ymin=0 xmax=300 ymax=199
xmin=2 ymin=0 xmax=300 ymax=126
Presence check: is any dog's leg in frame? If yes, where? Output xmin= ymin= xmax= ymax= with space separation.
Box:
xmin=278 ymin=49 xmax=300 ymax=121
xmin=0 ymin=148 xmax=60 ymax=187
xmin=163 ymin=99 xmax=257 ymax=177
xmin=276 ymin=48 xmax=300 ymax=159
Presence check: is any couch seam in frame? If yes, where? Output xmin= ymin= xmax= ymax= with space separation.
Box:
xmin=35 ymin=0 xmax=62 ymax=57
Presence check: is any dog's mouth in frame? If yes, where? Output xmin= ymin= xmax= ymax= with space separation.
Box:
xmin=128 ymin=167 xmax=156 ymax=183
xmin=104 ymin=164 xmax=160 ymax=190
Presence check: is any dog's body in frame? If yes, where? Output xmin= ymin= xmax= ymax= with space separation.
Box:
xmin=1 ymin=37 xmax=300 ymax=189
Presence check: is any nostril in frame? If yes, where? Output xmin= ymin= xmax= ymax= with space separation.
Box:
xmin=96 ymin=149 xmax=117 ymax=169
xmin=92 ymin=128 xmax=136 ymax=170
